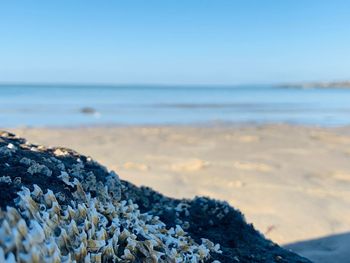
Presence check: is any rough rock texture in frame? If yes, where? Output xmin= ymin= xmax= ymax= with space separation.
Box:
xmin=0 ymin=131 xmax=311 ymax=263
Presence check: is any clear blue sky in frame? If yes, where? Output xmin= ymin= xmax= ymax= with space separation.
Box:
xmin=1 ymin=1 xmax=350 ymax=85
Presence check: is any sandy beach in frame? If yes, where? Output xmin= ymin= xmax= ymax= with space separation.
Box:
xmin=8 ymin=124 xmax=350 ymax=261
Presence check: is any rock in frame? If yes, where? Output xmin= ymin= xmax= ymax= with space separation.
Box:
xmin=0 ymin=131 xmax=311 ymax=262
xmin=80 ymin=107 xmax=97 ymax=114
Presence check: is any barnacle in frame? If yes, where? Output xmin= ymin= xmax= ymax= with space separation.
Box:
xmin=0 ymin=143 xmax=16 ymax=157
xmin=0 ymin=176 xmax=12 ymax=184
xmin=58 ymin=171 xmax=74 ymax=187
xmin=27 ymin=162 xmax=52 ymax=177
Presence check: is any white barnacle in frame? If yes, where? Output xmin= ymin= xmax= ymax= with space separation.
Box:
xmin=89 ymin=252 xmax=102 ymax=263
xmin=82 ymin=218 xmax=92 ymax=233
xmin=70 ymin=162 xmax=85 ymax=179
xmin=0 ymin=176 xmax=12 ymax=184
xmin=73 ymin=242 xmax=87 ymax=262
xmin=111 ymin=231 xmax=120 ymax=253
xmin=44 ymin=190 xmax=57 ymax=207
xmin=58 ymin=171 xmax=74 ymax=187
xmin=47 ymin=201 xmax=61 ymax=217
xmin=77 ymin=203 xmax=87 ymax=218
xmin=45 ymin=238 xmax=60 ymax=257
xmin=73 ymin=180 xmax=87 ymax=202
xmin=61 ymin=253 xmax=72 ymax=263
xmin=67 ymin=219 xmax=79 ymax=237
xmin=95 ymin=228 xmax=107 ymax=241
xmin=175 ymin=225 xmax=186 ymax=236
xmin=7 ymin=143 xmax=16 ymax=150
xmin=0 ymin=144 xmax=16 ymax=157
xmin=105 ymin=171 xmax=121 ymax=201
xmin=122 ymin=248 xmax=135 ymax=261
xmin=18 ymin=252 xmax=33 ymax=263
xmin=66 ymin=205 xmax=76 ymax=220
xmin=41 ymin=211 xmax=59 ymax=230
xmin=48 ymin=157 xmax=66 ymax=171
xmin=27 ymin=162 xmax=52 ymax=177
xmin=11 ymin=227 xmax=22 ymax=252
xmin=55 ymin=192 xmax=66 ymax=203
xmin=87 ymin=239 xmax=106 ymax=252
xmin=56 ymin=162 xmax=65 ymax=171
xmin=16 ymin=219 xmax=28 ymax=237
xmin=80 ymin=232 xmax=88 ymax=249
xmin=201 ymin=238 xmax=222 ymax=254
xmin=17 ymin=187 xmax=39 ymax=219
xmin=19 ymin=246 xmax=42 ymax=263
xmin=56 ymin=228 xmax=69 ymax=250
xmin=19 ymin=157 xmax=33 ymax=166
xmin=28 ymin=220 xmax=45 ymax=245
xmin=42 ymin=220 xmax=53 ymax=237
xmin=197 ymin=244 xmax=210 ymax=259
xmin=118 ymin=229 xmax=131 ymax=243
xmin=13 ymin=177 xmax=21 ymax=186
xmin=101 ymin=239 xmax=116 ymax=261
xmin=87 ymin=206 xmax=99 ymax=227
xmin=126 ymin=236 xmax=138 ymax=251
xmin=6 ymin=207 xmax=21 ymax=224
xmin=45 ymin=248 xmax=60 ymax=263
xmin=0 ymin=219 xmax=12 ymax=237
xmin=31 ymin=184 xmax=43 ymax=199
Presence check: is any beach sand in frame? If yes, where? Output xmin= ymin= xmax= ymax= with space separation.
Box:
xmin=8 ymin=124 xmax=350 ymax=261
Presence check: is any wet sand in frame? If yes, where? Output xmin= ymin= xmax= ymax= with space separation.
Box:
xmin=8 ymin=124 xmax=350 ymax=261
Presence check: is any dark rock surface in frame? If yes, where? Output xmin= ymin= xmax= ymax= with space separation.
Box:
xmin=0 ymin=131 xmax=311 ymax=262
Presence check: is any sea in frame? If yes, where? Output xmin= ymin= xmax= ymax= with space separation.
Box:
xmin=1 ymin=84 xmax=350 ymax=127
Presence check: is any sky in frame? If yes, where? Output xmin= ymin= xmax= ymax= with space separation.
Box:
xmin=1 ymin=1 xmax=350 ymax=85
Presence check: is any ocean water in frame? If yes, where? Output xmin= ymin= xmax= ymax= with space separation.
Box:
xmin=1 ymin=84 xmax=350 ymax=127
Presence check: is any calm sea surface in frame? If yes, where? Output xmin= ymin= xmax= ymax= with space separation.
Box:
xmin=1 ymin=84 xmax=350 ymax=127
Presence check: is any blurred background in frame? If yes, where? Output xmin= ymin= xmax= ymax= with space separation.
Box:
xmin=1 ymin=1 xmax=350 ymax=262
xmin=2 ymin=84 xmax=350 ymax=127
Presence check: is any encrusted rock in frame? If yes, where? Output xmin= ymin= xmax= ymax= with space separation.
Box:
xmin=0 ymin=131 xmax=311 ymax=263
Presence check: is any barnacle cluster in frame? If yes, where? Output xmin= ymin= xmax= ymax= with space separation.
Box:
xmin=0 ymin=133 xmax=221 ymax=262
xmin=0 ymin=143 xmax=17 ymax=157
xmin=0 ymin=182 xmax=220 ymax=262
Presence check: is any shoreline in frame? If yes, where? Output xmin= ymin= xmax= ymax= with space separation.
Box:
xmin=4 ymin=121 xmax=350 ymax=130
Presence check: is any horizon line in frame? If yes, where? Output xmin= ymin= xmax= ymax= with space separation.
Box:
xmin=0 ymin=81 xmax=280 ymax=87
xmin=0 ymin=79 xmax=349 ymax=88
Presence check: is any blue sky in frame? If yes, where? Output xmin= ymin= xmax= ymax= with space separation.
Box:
xmin=1 ymin=1 xmax=350 ymax=85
